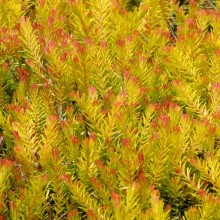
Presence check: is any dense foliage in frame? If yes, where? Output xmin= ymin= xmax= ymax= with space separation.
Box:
xmin=1 ymin=0 xmax=220 ymax=219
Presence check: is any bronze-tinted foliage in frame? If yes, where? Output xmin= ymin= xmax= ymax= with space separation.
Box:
xmin=0 ymin=0 xmax=220 ymax=219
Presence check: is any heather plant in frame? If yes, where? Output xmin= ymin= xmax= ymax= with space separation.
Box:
xmin=0 ymin=0 xmax=220 ymax=219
